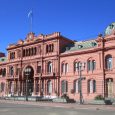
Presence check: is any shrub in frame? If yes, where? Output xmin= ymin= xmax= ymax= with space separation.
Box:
xmin=94 ymin=95 xmax=104 ymax=100
xmin=61 ymin=93 xmax=69 ymax=99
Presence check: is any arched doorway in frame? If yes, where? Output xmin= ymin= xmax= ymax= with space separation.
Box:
xmin=24 ymin=66 xmax=34 ymax=96
xmin=106 ymin=78 xmax=113 ymax=98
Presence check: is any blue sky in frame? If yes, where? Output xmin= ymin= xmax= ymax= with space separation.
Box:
xmin=0 ymin=0 xmax=115 ymax=54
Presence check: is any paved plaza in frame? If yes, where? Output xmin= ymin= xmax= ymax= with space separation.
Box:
xmin=0 ymin=100 xmax=115 ymax=115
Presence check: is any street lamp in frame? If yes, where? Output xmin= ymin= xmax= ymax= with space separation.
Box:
xmin=77 ymin=62 xmax=86 ymax=104
xmin=24 ymin=68 xmax=31 ymax=101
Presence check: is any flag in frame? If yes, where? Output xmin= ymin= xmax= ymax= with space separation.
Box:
xmin=28 ymin=10 xmax=33 ymax=32
xmin=28 ymin=10 xmax=33 ymax=18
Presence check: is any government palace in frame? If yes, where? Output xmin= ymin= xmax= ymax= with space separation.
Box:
xmin=0 ymin=22 xmax=115 ymax=101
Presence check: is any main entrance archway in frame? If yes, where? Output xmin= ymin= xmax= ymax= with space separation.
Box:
xmin=23 ymin=66 xmax=34 ymax=96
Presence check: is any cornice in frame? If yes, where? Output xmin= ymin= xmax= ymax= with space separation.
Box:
xmin=7 ymin=32 xmax=61 ymax=50
xmin=60 ymin=47 xmax=102 ymax=57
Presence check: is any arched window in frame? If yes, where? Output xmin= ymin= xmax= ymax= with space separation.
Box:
xmin=74 ymin=62 xmax=78 ymax=72
xmin=47 ymin=62 xmax=52 ymax=73
xmin=47 ymin=80 xmax=52 ymax=94
xmin=62 ymin=63 xmax=65 ymax=73
xmin=61 ymin=80 xmax=68 ymax=94
xmin=87 ymin=60 xmax=91 ymax=71
xmin=10 ymin=52 xmax=15 ymax=59
xmin=87 ymin=79 xmax=96 ymax=93
xmin=105 ymin=55 xmax=112 ymax=70
xmin=92 ymin=60 xmax=96 ymax=70
xmin=74 ymin=80 xmax=80 ymax=93
xmin=65 ymin=63 xmax=68 ymax=73
xmin=87 ymin=60 xmax=96 ymax=71
xmin=61 ymin=62 xmax=68 ymax=74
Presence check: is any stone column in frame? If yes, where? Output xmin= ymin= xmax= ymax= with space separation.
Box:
xmin=5 ymin=81 xmax=9 ymax=96
xmin=33 ymin=78 xmax=36 ymax=96
xmin=11 ymin=81 xmax=14 ymax=96
xmin=17 ymin=80 xmax=20 ymax=96
xmin=46 ymin=80 xmax=47 ymax=95
xmin=44 ymin=79 xmax=46 ymax=96
xmin=43 ymin=80 xmax=45 ymax=96
xmin=54 ymin=78 xmax=57 ymax=95
xmin=35 ymin=79 xmax=38 ymax=95
xmin=21 ymin=81 xmax=24 ymax=96
xmin=14 ymin=80 xmax=16 ymax=95
xmin=38 ymin=79 xmax=41 ymax=96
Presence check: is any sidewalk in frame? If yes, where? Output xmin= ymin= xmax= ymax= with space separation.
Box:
xmin=0 ymin=99 xmax=115 ymax=111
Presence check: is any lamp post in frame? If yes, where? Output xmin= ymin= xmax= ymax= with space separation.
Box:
xmin=24 ymin=68 xmax=31 ymax=101
xmin=77 ymin=62 xmax=86 ymax=104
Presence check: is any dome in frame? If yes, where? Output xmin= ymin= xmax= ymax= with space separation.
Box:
xmin=105 ymin=22 xmax=115 ymax=35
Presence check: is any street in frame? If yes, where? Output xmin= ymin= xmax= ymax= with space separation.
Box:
xmin=0 ymin=101 xmax=115 ymax=115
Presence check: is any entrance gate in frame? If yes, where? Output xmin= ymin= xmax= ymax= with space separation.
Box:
xmin=24 ymin=66 xmax=34 ymax=96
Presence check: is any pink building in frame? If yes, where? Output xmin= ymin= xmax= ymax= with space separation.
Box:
xmin=0 ymin=23 xmax=115 ymax=101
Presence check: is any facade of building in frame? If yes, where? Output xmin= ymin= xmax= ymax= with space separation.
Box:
xmin=0 ymin=23 xmax=115 ymax=101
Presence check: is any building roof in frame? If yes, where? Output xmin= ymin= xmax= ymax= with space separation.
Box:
xmin=63 ymin=39 xmax=97 ymax=53
xmin=0 ymin=57 xmax=7 ymax=63
xmin=105 ymin=22 xmax=115 ymax=35
xmin=0 ymin=52 xmax=5 ymax=57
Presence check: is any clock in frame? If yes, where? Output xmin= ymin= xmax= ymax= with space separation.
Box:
xmin=29 ymin=34 xmax=32 ymax=39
